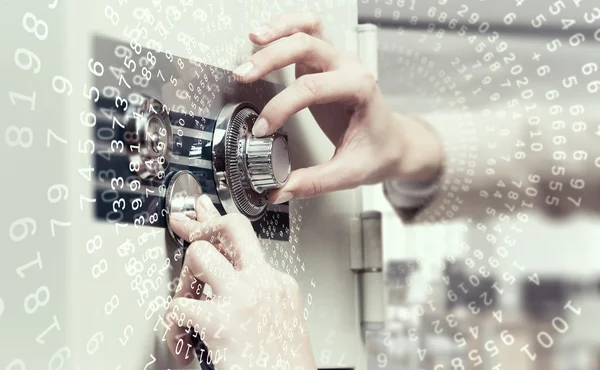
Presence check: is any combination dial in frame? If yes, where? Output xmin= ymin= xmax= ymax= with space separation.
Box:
xmin=212 ymin=102 xmax=291 ymax=221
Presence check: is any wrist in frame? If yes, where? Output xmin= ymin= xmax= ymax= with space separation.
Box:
xmin=393 ymin=113 xmax=445 ymax=183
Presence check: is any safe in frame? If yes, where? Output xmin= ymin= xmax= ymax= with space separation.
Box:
xmin=0 ymin=1 xmax=382 ymax=369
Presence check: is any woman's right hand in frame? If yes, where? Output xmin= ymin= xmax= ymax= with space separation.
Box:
xmin=232 ymin=12 xmax=445 ymax=204
xmin=163 ymin=195 xmax=317 ymax=370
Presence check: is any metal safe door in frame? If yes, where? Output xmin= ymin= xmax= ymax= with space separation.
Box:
xmin=0 ymin=1 xmax=362 ymax=370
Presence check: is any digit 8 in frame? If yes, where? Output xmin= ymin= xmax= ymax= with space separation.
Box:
xmin=146 ymin=246 xmax=161 ymax=259
xmin=133 ymin=75 xmax=149 ymax=87
xmin=138 ymin=232 xmax=149 ymax=245
xmin=124 ymin=131 xmax=139 ymax=143
xmin=22 ymin=13 xmax=48 ymax=40
xmin=147 ymin=263 xmax=157 ymax=276
xmin=92 ymin=259 xmax=108 ymax=279
xmin=86 ymin=235 xmax=102 ymax=254
xmin=177 ymin=32 xmax=192 ymax=44
xmin=146 ymin=51 xmax=156 ymax=65
xmin=126 ymin=257 xmax=144 ymax=276
xmin=163 ymin=295 xmax=173 ymax=310
xmin=131 ymin=274 xmax=143 ymax=290
xmin=130 ymin=38 xmax=142 ymax=55
xmin=129 ymin=161 xmax=141 ymax=172
xmin=24 ymin=286 xmax=50 ymax=314
xmin=104 ymin=295 xmax=119 ymax=315
xmin=104 ymin=5 xmax=119 ymax=26
xmin=167 ymin=5 xmax=182 ymax=21
xmin=178 ymin=313 xmax=186 ymax=327
xmin=5 ymin=126 xmax=33 ymax=148
xmin=141 ymin=67 xmax=152 ymax=80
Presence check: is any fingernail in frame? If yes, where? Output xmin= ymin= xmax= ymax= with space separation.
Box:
xmin=253 ymin=117 xmax=269 ymax=137
xmin=233 ymin=61 xmax=254 ymax=77
xmin=274 ymin=192 xmax=293 ymax=204
xmin=252 ymin=25 xmax=272 ymax=38
xmin=198 ymin=194 xmax=218 ymax=216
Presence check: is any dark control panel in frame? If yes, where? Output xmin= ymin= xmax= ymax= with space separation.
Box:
xmin=91 ymin=35 xmax=290 ymax=241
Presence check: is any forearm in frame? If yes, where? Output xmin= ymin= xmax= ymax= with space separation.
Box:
xmin=383 ymin=113 xmax=446 ymax=223
xmin=384 ymin=111 xmax=600 ymax=223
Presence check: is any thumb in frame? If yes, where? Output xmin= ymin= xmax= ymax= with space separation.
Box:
xmin=268 ymin=157 xmax=359 ymax=204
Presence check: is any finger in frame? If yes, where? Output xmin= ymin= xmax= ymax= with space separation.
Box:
xmin=194 ymin=193 xmax=220 ymax=223
xmin=170 ymin=196 xmax=222 ymax=301
xmin=249 ymin=11 xmax=327 ymax=44
xmin=193 ymin=195 xmax=228 ymax=281
xmin=170 ymin=215 xmax=241 ymax=267
xmin=171 ymin=213 xmax=263 ymax=270
xmin=178 ymin=241 xmax=236 ymax=299
xmin=269 ymin=155 xmax=364 ymax=203
xmin=170 ymin=203 xmax=232 ymax=263
xmin=165 ymin=297 xmax=225 ymax=366
xmin=252 ymin=68 xmax=375 ymax=137
xmin=232 ymin=32 xmax=337 ymax=83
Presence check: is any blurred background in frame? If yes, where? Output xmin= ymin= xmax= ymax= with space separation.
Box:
xmin=356 ymin=0 xmax=600 ymax=369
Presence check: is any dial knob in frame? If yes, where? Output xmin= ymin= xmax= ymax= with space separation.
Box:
xmin=213 ymin=101 xmax=291 ymax=221
xmin=246 ymin=134 xmax=291 ymax=193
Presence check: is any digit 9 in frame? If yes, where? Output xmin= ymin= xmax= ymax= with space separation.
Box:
xmin=377 ymin=353 xmax=388 ymax=368
xmin=14 ymin=48 xmax=41 ymax=73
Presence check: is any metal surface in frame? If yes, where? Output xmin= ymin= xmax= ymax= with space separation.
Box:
xmin=213 ymin=101 xmax=265 ymax=220
xmin=165 ymin=170 xmax=203 ymax=248
xmin=212 ymin=101 xmax=291 ymax=220
xmin=122 ymin=96 xmax=173 ymax=180
xmin=246 ymin=133 xmax=291 ymax=193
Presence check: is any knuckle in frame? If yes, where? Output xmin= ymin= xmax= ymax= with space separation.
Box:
xmin=305 ymin=178 xmax=324 ymax=198
xmin=354 ymin=68 xmax=377 ymax=102
xmin=252 ymin=48 xmax=272 ymax=69
xmin=291 ymin=32 xmax=313 ymax=53
xmin=304 ymin=11 xmax=323 ymax=31
xmin=295 ymin=74 xmax=321 ymax=98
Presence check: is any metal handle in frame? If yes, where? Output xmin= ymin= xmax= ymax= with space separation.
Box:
xmin=165 ymin=170 xmax=203 ymax=248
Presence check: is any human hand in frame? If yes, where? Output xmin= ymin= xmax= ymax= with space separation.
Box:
xmin=232 ymin=12 xmax=445 ymax=204
xmin=164 ymin=194 xmax=316 ymax=370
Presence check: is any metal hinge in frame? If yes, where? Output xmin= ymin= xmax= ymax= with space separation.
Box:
xmin=350 ymin=211 xmax=385 ymax=330
xmin=356 ymin=23 xmax=379 ymax=81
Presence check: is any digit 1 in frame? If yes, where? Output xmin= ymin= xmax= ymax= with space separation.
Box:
xmin=9 ymin=91 xmax=36 ymax=110
xmin=564 ymin=300 xmax=582 ymax=315
xmin=520 ymin=343 xmax=537 ymax=361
